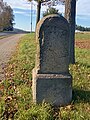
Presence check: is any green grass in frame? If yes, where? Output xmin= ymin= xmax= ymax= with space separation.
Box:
xmin=75 ymin=48 xmax=90 ymax=66
xmin=62 ymin=48 xmax=90 ymax=120
xmin=60 ymin=33 xmax=90 ymax=120
xmin=75 ymin=32 xmax=90 ymax=41
xmin=0 ymin=33 xmax=90 ymax=119
xmin=0 ymin=36 xmax=6 ymax=39
xmin=0 ymin=34 xmax=14 ymax=39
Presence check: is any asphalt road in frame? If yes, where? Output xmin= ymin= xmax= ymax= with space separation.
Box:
xmin=0 ymin=34 xmax=26 ymax=81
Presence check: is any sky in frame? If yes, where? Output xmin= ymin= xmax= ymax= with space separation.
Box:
xmin=3 ymin=0 xmax=90 ymax=31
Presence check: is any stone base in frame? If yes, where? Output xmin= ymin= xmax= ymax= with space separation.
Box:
xmin=32 ymin=69 xmax=72 ymax=106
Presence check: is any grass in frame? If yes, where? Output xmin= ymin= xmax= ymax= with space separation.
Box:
xmin=0 ymin=36 xmax=6 ymax=39
xmin=75 ymin=32 xmax=90 ymax=41
xmin=61 ymin=33 xmax=90 ymax=120
xmin=0 ymin=34 xmax=14 ymax=39
xmin=64 ymin=47 xmax=90 ymax=119
xmin=75 ymin=48 xmax=90 ymax=66
xmin=0 ymin=33 xmax=90 ymax=119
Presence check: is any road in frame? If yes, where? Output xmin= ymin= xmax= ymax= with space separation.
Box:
xmin=0 ymin=31 xmax=18 ymax=37
xmin=0 ymin=34 xmax=26 ymax=81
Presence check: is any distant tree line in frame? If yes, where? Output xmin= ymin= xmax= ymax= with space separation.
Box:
xmin=0 ymin=0 xmax=14 ymax=31
xmin=76 ymin=25 xmax=90 ymax=31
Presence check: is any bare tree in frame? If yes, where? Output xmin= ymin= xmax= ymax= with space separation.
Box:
xmin=28 ymin=0 xmax=66 ymax=25
xmin=28 ymin=0 xmax=42 ymax=25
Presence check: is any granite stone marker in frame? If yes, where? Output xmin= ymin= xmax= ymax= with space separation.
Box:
xmin=32 ymin=14 xmax=72 ymax=106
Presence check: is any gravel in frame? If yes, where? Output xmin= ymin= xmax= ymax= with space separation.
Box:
xmin=0 ymin=34 xmax=26 ymax=81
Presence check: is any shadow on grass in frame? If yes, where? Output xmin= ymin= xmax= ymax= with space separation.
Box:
xmin=72 ymin=89 xmax=90 ymax=103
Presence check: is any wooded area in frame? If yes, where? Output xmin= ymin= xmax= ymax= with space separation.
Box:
xmin=76 ymin=25 xmax=90 ymax=31
xmin=0 ymin=0 xmax=14 ymax=31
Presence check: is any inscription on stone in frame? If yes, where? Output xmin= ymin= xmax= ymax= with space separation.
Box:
xmin=36 ymin=15 xmax=70 ymax=74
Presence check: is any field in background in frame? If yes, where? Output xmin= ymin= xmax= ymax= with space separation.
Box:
xmin=75 ymin=32 xmax=90 ymax=49
xmin=0 ymin=33 xmax=90 ymax=119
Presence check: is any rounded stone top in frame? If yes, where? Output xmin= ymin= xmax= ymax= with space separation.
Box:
xmin=36 ymin=14 xmax=69 ymax=32
xmin=36 ymin=14 xmax=70 ymax=74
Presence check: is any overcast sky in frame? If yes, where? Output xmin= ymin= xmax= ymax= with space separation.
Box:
xmin=3 ymin=0 xmax=90 ymax=31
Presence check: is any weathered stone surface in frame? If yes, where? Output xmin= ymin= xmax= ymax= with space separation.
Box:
xmin=32 ymin=14 xmax=72 ymax=106
xmin=32 ymin=69 xmax=72 ymax=106
xmin=36 ymin=14 xmax=70 ymax=74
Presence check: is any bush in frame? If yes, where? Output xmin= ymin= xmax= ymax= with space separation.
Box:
xmin=43 ymin=7 xmax=61 ymax=17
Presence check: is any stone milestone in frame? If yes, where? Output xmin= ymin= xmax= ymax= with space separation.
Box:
xmin=32 ymin=14 xmax=72 ymax=106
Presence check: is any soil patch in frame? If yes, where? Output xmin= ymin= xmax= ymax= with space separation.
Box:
xmin=75 ymin=40 xmax=90 ymax=49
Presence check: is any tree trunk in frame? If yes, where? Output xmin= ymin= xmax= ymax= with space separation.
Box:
xmin=65 ymin=0 xmax=76 ymax=64
xmin=36 ymin=1 xmax=41 ymax=25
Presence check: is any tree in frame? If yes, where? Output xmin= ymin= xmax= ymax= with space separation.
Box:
xmin=28 ymin=0 xmax=65 ymax=25
xmin=3 ymin=5 xmax=14 ymax=31
xmin=0 ymin=1 xmax=14 ymax=31
xmin=28 ymin=0 xmax=42 ymax=25
xmin=0 ymin=0 xmax=4 ymax=31
xmin=43 ymin=7 xmax=60 ymax=17
xmin=65 ymin=0 xmax=76 ymax=64
xmin=76 ymin=25 xmax=90 ymax=31
xmin=36 ymin=0 xmax=42 ymax=24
